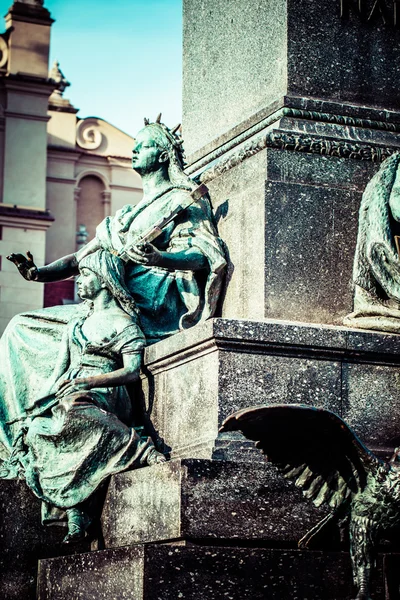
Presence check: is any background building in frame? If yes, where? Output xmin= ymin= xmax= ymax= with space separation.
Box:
xmin=0 ymin=0 xmax=142 ymax=334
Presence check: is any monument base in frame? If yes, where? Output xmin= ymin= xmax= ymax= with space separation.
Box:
xmin=0 ymin=479 xmax=92 ymax=600
xmin=37 ymin=545 xmax=387 ymax=600
xmin=101 ymin=460 xmax=329 ymax=549
xmin=142 ymin=318 xmax=400 ymax=459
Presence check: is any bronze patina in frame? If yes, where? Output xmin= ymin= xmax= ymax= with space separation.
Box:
xmin=221 ymin=404 xmax=400 ymax=600
xmin=1 ymin=118 xmax=226 ymax=540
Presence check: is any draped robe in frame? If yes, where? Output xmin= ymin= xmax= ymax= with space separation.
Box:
xmin=0 ymin=187 xmax=226 ymax=459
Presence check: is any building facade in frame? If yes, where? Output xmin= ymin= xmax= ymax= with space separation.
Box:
xmin=0 ymin=0 xmax=142 ymax=334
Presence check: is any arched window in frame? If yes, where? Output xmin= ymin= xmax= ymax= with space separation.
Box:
xmin=76 ymin=175 xmax=106 ymax=242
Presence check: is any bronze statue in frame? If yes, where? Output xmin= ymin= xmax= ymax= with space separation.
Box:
xmin=344 ymin=152 xmax=400 ymax=332
xmin=221 ymin=404 xmax=400 ymax=600
xmin=2 ymin=250 xmax=165 ymax=542
xmin=0 ymin=118 xmax=226 ymax=537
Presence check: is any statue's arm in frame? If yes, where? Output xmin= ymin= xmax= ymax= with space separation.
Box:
xmin=127 ymin=243 xmax=207 ymax=271
xmin=7 ymin=238 xmax=100 ymax=283
xmin=55 ymin=352 xmax=142 ymax=398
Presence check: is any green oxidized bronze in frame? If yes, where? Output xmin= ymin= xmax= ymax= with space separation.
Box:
xmin=1 ymin=117 xmax=227 ymax=541
xmin=221 ymin=404 xmax=400 ymax=600
xmin=344 ymin=152 xmax=400 ymax=332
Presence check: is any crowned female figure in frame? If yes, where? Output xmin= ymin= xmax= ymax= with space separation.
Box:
xmin=1 ymin=117 xmax=226 ymax=466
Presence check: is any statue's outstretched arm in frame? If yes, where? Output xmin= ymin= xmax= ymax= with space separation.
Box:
xmin=7 ymin=238 xmax=100 ymax=283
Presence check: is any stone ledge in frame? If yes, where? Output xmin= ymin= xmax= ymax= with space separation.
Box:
xmin=144 ymin=318 xmax=400 ymax=371
xmin=101 ymin=459 xmax=328 ymax=550
xmin=37 ymin=544 xmax=386 ymax=600
xmin=140 ymin=319 xmax=400 ymax=459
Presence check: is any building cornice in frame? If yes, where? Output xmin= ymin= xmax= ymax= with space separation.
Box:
xmin=2 ymin=74 xmax=56 ymax=96
xmin=4 ymin=110 xmax=50 ymax=122
xmin=0 ymin=203 xmax=54 ymax=231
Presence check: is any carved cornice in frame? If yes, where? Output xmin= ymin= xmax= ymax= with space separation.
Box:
xmin=198 ymin=131 xmax=397 ymax=184
xmin=285 ymin=108 xmax=400 ymax=133
xmin=266 ymin=131 xmax=395 ymax=162
xmin=187 ymin=106 xmax=400 ymax=175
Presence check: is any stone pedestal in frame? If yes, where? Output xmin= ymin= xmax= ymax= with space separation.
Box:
xmin=38 ymin=545 xmax=387 ymax=600
xmin=101 ymin=460 xmax=329 ymax=549
xmin=141 ymin=318 xmax=400 ymax=458
xmin=183 ymin=0 xmax=400 ymax=326
xmin=0 ymin=479 xmax=92 ymax=600
xmin=183 ymin=0 xmax=400 ymax=158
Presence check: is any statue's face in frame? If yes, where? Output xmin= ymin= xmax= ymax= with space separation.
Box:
xmin=132 ymin=128 xmax=168 ymax=174
xmin=76 ymin=267 xmax=103 ymax=300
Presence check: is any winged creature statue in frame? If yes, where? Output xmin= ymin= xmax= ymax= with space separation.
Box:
xmin=220 ymin=404 xmax=400 ymax=600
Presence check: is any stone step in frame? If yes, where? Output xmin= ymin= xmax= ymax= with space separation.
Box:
xmin=101 ymin=459 xmax=329 ymax=549
xmin=141 ymin=318 xmax=400 ymax=460
xmin=37 ymin=544 xmax=387 ymax=600
xmin=0 ymin=479 xmax=93 ymax=600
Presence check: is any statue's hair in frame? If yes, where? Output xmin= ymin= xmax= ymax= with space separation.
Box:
xmin=141 ymin=116 xmax=196 ymax=191
xmin=79 ymin=249 xmax=140 ymax=320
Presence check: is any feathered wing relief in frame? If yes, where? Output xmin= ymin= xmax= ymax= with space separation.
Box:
xmin=220 ymin=404 xmax=400 ymax=600
xmin=221 ymin=404 xmax=381 ymax=512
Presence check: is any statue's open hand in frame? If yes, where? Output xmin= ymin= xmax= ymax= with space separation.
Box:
xmin=126 ymin=242 xmax=164 ymax=267
xmin=56 ymin=378 xmax=92 ymax=399
xmin=6 ymin=251 xmax=39 ymax=281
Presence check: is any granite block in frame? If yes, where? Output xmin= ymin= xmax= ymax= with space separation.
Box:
xmin=345 ymin=329 xmax=400 ymax=356
xmin=37 ymin=546 xmax=144 ymax=600
xmin=143 ymin=326 xmax=342 ymax=458
xmin=101 ymin=459 xmax=329 ymax=549
xmin=141 ymin=344 xmax=220 ymax=459
xmin=0 ymin=479 xmax=92 ymax=600
xmin=206 ymin=149 xmax=267 ymax=322
xmin=287 ymin=0 xmax=400 ymax=109
xmin=216 ymin=351 xmax=342 ymax=423
xmin=142 ymin=318 xmax=400 ymax=458
xmin=183 ymin=0 xmax=288 ymax=157
xmin=38 ymin=545 xmax=386 ymax=600
xmin=183 ymin=0 xmax=400 ymax=158
xmin=266 ymin=147 xmax=378 ymax=191
xmin=342 ymin=362 xmax=400 ymax=449
xmin=264 ymin=179 xmax=360 ymax=325
xmin=205 ymin=146 xmax=372 ymax=327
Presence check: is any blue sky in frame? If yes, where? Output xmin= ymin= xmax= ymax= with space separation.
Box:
xmin=0 ymin=0 xmax=182 ymax=137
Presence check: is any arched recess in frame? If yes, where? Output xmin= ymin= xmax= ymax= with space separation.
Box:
xmin=76 ymin=169 xmax=110 ymax=193
xmin=76 ymin=174 xmax=108 ymax=243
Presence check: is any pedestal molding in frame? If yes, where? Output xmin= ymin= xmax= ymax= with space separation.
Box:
xmin=195 ymin=130 xmax=398 ymax=184
xmin=144 ymin=318 xmax=400 ymax=374
xmin=187 ymin=106 xmax=400 ymax=175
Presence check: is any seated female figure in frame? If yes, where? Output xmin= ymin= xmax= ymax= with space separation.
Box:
xmin=0 ymin=118 xmax=226 ymax=460
xmin=2 ymin=249 xmax=164 ymax=542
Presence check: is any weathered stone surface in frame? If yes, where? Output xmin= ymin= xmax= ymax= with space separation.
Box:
xmin=142 ymin=318 xmax=400 ymax=458
xmin=0 ymin=479 xmax=91 ymax=600
xmin=38 ymin=546 xmax=144 ymax=600
xmin=342 ymin=363 xmax=400 ymax=449
xmin=38 ymin=544 xmax=386 ymax=600
xmin=101 ymin=460 xmax=329 ymax=549
xmin=207 ymin=147 xmax=378 ymax=326
xmin=183 ymin=0 xmax=287 ymax=157
xmin=264 ymin=179 xmax=360 ymax=324
xmin=183 ymin=0 xmax=400 ymax=158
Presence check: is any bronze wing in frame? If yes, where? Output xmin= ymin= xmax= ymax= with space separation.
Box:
xmin=220 ymin=404 xmax=383 ymax=510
